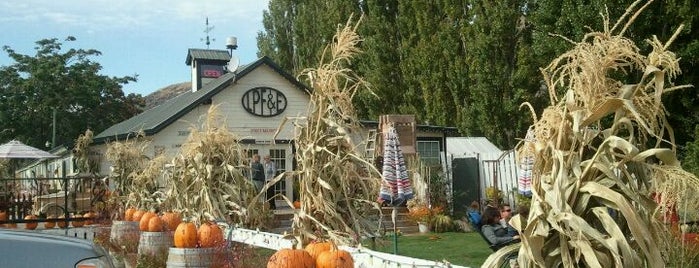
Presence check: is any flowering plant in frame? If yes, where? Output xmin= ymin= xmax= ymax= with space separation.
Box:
xmin=406 ymin=200 xmax=443 ymax=224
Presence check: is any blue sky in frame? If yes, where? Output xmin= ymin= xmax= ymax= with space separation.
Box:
xmin=0 ymin=0 xmax=270 ymax=96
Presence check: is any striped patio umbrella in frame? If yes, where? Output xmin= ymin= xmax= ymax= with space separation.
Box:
xmin=379 ymin=126 xmax=414 ymax=205
xmin=379 ymin=125 xmax=413 ymax=254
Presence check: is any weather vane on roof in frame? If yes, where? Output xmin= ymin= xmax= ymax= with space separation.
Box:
xmin=201 ymin=17 xmax=215 ymax=49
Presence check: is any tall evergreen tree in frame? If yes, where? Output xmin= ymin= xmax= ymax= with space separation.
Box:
xmin=462 ymin=0 xmax=541 ymax=148
xmin=355 ymin=0 xmax=404 ymax=119
xmin=257 ymin=0 xmax=298 ymax=73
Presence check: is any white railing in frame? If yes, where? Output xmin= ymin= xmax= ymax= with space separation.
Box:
xmin=227 ymin=227 xmax=469 ymax=268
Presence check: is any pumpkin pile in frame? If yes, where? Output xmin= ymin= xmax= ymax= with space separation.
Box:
xmin=267 ymin=241 xmax=354 ymax=268
xmin=24 ymin=215 xmax=38 ymax=230
xmin=174 ymin=221 xmax=224 ymax=248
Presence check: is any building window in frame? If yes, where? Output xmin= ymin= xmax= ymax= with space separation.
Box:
xmin=417 ymin=141 xmax=441 ymax=166
xmin=268 ymin=149 xmax=286 ymax=201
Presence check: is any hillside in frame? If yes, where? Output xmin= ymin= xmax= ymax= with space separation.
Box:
xmin=143 ymin=82 xmax=190 ymax=110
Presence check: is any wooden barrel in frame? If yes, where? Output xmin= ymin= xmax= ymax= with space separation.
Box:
xmin=166 ymin=248 xmax=214 ymax=268
xmin=138 ymin=231 xmax=173 ymax=256
xmin=110 ymin=221 xmax=140 ymax=245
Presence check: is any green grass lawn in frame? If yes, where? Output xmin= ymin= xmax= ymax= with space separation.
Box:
xmin=247 ymin=232 xmax=493 ymax=267
xmin=364 ymin=232 xmax=493 ymax=267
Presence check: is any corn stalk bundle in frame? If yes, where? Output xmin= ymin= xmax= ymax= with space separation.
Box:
xmin=484 ymin=1 xmax=699 ymax=267
xmin=163 ymin=105 xmax=263 ymax=226
xmin=290 ymin=17 xmax=381 ymax=246
xmin=128 ymin=154 xmax=167 ymax=210
xmin=104 ymin=131 xmax=150 ymax=218
xmin=73 ymin=129 xmax=95 ymax=175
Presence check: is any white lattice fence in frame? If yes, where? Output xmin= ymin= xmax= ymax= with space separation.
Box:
xmin=227 ymin=227 xmax=470 ymax=268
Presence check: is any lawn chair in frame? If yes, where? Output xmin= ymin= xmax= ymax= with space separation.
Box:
xmin=468 ymin=216 xmax=520 ymax=251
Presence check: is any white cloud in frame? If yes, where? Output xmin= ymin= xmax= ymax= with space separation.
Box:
xmin=0 ymin=0 xmax=269 ymax=32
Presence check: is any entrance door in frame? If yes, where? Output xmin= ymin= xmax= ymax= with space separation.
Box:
xmin=267 ymin=148 xmax=288 ymax=202
xmin=247 ymin=144 xmax=292 ymax=206
xmin=451 ymin=157 xmax=481 ymax=218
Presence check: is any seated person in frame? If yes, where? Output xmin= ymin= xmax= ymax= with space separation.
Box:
xmin=500 ymin=204 xmax=519 ymax=236
xmin=467 ymin=201 xmax=482 ymax=226
xmin=481 ymin=206 xmax=520 ymax=246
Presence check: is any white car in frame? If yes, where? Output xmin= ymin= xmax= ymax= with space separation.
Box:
xmin=0 ymin=228 xmax=114 ymax=267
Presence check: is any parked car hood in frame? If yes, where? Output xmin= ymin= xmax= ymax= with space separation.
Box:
xmin=0 ymin=229 xmax=110 ymax=267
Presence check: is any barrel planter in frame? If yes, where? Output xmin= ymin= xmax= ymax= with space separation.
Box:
xmin=138 ymin=231 xmax=174 ymax=256
xmin=166 ymin=247 xmax=214 ymax=268
xmin=110 ymin=221 xmax=140 ymax=246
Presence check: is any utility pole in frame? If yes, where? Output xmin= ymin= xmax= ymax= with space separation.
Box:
xmin=52 ymin=108 xmax=56 ymax=148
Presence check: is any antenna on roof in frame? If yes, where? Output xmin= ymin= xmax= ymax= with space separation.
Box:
xmin=200 ymin=17 xmax=215 ymax=49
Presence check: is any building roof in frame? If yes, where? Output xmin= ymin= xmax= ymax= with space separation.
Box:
xmin=94 ymin=56 xmax=309 ymax=144
xmin=185 ymin=49 xmax=231 ymax=65
xmin=446 ymin=137 xmax=502 ymax=160
xmin=359 ymin=120 xmax=459 ymax=134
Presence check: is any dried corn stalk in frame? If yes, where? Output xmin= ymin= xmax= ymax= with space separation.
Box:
xmin=127 ymin=154 xmax=167 ymax=210
xmin=73 ymin=129 xmax=96 ymax=175
xmin=104 ymin=131 xmax=150 ymax=219
xmin=485 ymin=1 xmax=698 ymax=267
xmin=163 ymin=104 xmax=266 ymax=226
xmin=289 ymin=16 xmax=382 ymax=246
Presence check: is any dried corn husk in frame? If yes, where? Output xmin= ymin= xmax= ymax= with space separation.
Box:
xmin=491 ymin=1 xmax=698 ymax=267
xmin=162 ymin=105 xmax=266 ymax=226
xmin=288 ymin=16 xmax=382 ymax=247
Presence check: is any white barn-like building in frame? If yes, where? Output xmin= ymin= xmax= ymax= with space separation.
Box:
xmin=18 ymin=49 xmax=458 ymax=206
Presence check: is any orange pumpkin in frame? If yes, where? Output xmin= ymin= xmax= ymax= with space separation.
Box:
xmin=57 ymin=215 xmax=68 ymax=229
xmin=44 ymin=216 xmax=56 ymax=229
xmin=83 ymin=212 xmax=97 ymax=225
xmin=174 ymin=222 xmax=198 ymax=248
xmin=293 ymin=200 xmax=301 ymax=209
xmin=267 ymin=248 xmax=315 ymax=268
xmin=316 ymin=248 xmax=354 ymax=268
xmin=131 ymin=210 xmax=146 ymax=222
xmin=24 ymin=215 xmax=38 ymax=230
xmin=71 ymin=216 xmax=85 ymax=227
xmin=160 ymin=212 xmax=181 ymax=231
xmin=198 ymin=222 xmax=224 ymax=248
xmin=147 ymin=215 xmax=165 ymax=232
xmin=139 ymin=212 xmax=157 ymax=231
xmin=305 ymin=241 xmax=332 ymax=260
xmin=124 ymin=208 xmax=137 ymax=221
xmin=0 ymin=211 xmax=7 ymax=228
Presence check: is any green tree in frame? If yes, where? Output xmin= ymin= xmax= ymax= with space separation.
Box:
xmin=257 ymin=0 xmax=361 ymax=76
xmin=256 ymin=0 xmax=298 ymax=73
xmin=529 ymin=0 xmax=699 ymax=152
xmin=461 ymin=0 xmax=543 ymax=149
xmin=0 ymin=37 xmax=144 ymax=149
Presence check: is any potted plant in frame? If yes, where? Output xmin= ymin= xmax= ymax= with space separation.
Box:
xmin=407 ymin=200 xmax=443 ymax=233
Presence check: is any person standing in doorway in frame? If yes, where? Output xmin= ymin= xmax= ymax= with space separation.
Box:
xmin=264 ymin=155 xmax=277 ymax=209
xmin=250 ymin=154 xmax=265 ymax=192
